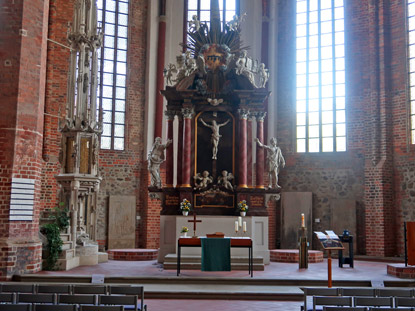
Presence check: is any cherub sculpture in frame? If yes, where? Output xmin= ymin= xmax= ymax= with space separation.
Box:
xmin=227 ymin=13 xmax=246 ymax=32
xmin=194 ymin=171 xmax=213 ymax=190
xmin=217 ymin=170 xmax=234 ymax=191
xmin=258 ymin=63 xmax=269 ymax=88
xmin=189 ymin=15 xmax=201 ymax=32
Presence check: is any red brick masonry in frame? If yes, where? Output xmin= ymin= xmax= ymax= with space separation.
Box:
xmin=270 ymin=249 xmax=324 ymax=263
xmin=107 ymin=249 xmax=158 ymax=261
xmin=387 ymin=264 xmax=415 ymax=279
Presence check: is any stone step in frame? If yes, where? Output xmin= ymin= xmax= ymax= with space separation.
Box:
xmin=60 ymin=233 xmax=71 ymax=242
xmin=42 ymin=248 xmax=75 ymax=260
xmin=56 ymin=256 xmax=80 ymax=271
xmin=163 ymin=262 xmax=265 ymax=271
xmin=62 ymin=241 xmax=73 ymax=250
xmin=164 ymin=254 xmax=264 ymax=264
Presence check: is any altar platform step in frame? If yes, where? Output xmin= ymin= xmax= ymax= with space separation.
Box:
xmin=163 ymin=254 xmax=265 ymax=271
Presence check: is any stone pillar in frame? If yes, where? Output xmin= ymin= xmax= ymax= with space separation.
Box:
xmin=177 ymin=115 xmax=184 ymax=187
xmin=238 ymin=109 xmax=249 ymax=188
xmin=0 ymin=0 xmax=49 ymax=279
xmin=154 ymin=7 xmax=167 ymax=138
xmin=256 ymin=112 xmax=267 ymax=189
xmin=165 ymin=110 xmax=175 ymax=187
xmin=247 ymin=115 xmax=253 ymax=187
xmin=182 ymin=108 xmax=194 ymax=188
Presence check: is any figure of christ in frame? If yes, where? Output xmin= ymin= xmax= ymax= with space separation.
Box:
xmin=255 ymin=137 xmax=285 ymax=189
xmin=199 ymin=118 xmax=230 ymax=160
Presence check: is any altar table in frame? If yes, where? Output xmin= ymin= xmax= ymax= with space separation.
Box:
xmin=177 ymin=237 xmax=253 ymax=277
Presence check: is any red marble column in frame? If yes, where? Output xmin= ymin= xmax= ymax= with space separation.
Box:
xmin=256 ymin=112 xmax=267 ymax=189
xmin=182 ymin=108 xmax=193 ymax=188
xmin=247 ymin=117 xmax=253 ymax=187
xmin=177 ymin=115 xmax=184 ymax=187
xmin=165 ymin=111 xmax=175 ymax=187
xmin=238 ymin=109 xmax=249 ymax=188
xmin=154 ymin=10 xmax=167 ymax=139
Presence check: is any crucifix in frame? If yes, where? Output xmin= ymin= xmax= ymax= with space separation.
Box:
xmin=188 ymin=211 xmax=202 ymax=238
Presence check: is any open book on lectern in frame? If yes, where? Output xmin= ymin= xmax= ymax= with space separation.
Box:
xmin=314 ymin=230 xmax=344 ymax=250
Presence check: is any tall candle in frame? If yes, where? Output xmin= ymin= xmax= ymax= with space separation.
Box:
xmin=235 ymin=221 xmax=239 ymax=232
xmin=243 ymin=221 xmax=247 ymax=232
xmin=301 ymin=213 xmax=305 ymax=227
xmin=238 ymin=216 xmax=242 ymax=228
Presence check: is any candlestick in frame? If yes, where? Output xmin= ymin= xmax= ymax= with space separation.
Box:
xmin=243 ymin=221 xmax=247 ymax=233
xmin=301 ymin=213 xmax=305 ymax=228
xmin=238 ymin=216 xmax=242 ymax=228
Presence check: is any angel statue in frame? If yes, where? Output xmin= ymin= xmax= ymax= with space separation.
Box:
xmin=258 ymin=63 xmax=269 ymax=88
xmin=189 ymin=15 xmax=201 ymax=32
xmin=194 ymin=171 xmax=213 ymax=190
xmin=217 ymin=170 xmax=234 ymax=191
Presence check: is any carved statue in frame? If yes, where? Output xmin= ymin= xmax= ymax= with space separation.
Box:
xmin=207 ymin=98 xmax=223 ymax=106
xmin=164 ymin=63 xmax=177 ymax=85
xmin=189 ymin=15 xmax=201 ymax=32
xmin=227 ymin=13 xmax=246 ymax=32
xmin=199 ymin=118 xmax=230 ymax=160
xmin=185 ymin=50 xmax=197 ymax=75
xmin=218 ymin=170 xmax=234 ymax=191
xmin=255 ymin=137 xmax=285 ymax=189
xmin=235 ymin=49 xmax=255 ymax=85
xmin=147 ymin=137 xmax=172 ymax=188
xmin=258 ymin=63 xmax=269 ymax=88
xmin=174 ymin=54 xmax=186 ymax=82
xmin=193 ymin=171 xmax=213 ymax=190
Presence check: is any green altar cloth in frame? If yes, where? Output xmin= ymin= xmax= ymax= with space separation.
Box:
xmin=201 ymin=237 xmax=231 ymax=271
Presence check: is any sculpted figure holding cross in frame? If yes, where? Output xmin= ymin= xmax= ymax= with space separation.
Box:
xmin=147 ymin=137 xmax=172 ymax=188
xmin=199 ymin=118 xmax=230 ymax=160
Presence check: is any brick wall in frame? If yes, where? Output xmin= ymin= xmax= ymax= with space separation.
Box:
xmin=0 ymin=0 xmax=49 ymax=278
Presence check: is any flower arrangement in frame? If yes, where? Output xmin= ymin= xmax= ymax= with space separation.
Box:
xmin=180 ymin=198 xmax=192 ymax=212
xmin=181 ymin=226 xmax=189 ymax=233
xmin=237 ymin=200 xmax=249 ymax=212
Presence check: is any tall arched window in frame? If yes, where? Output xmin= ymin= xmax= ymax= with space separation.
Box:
xmin=408 ymin=0 xmax=415 ymax=143
xmin=96 ymin=0 xmax=129 ymax=150
xmin=296 ymin=0 xmax=346 ymax=153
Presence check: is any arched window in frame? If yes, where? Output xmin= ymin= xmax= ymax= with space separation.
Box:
xmin=96 ymin=0 xmax=129 ymax=150
xmin=296 ymin=0 xmax=346 ymax=152
xmin=408 ymin=0 xmax=415 ymax=143
xmin=185 ymin=0 xmax=239 ymax=34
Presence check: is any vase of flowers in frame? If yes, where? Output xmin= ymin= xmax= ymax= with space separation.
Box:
xmin=237 ymin=200 xmax=248 ymax=217
xmin=180 ymin=198 xmax=191 ymax=216
xmin=181 ymin=226 xmax=189 ymax=237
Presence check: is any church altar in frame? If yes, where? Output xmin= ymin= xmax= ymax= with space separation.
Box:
xmin=158 ymin=215 xmax=270 ymax=264
xmin=150 ymin=0 xmax=280 ymax=269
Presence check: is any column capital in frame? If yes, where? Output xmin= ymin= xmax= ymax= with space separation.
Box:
xmin=182 ymin=107 xmax=194 ymax=119
xmin=238 ymin=109 xmax=250 ymax=120
xmin=255 ymin=111 xmax=267 ymax=122
xmin=164 ymin=110 xmax=176 ymax=120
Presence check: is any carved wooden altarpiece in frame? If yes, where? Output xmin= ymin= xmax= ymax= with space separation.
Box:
xmin=153 ymin=0 xmax=279 ymax=218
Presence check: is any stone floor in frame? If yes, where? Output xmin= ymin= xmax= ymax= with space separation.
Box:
xmin=33 ymin=258 xmax=406 ymax=311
